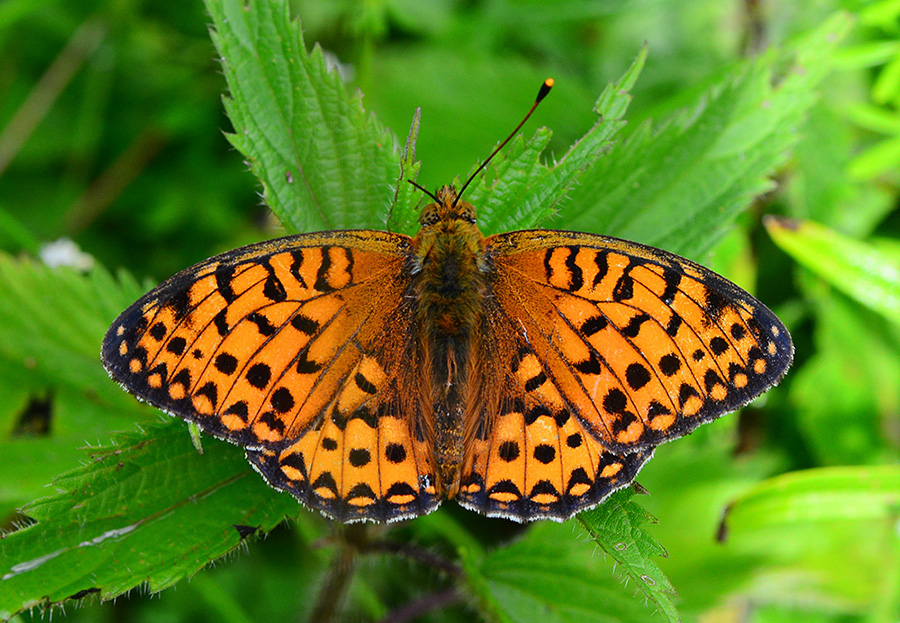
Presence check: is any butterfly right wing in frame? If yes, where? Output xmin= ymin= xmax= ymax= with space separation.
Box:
xmin=456 ymin=229 xmax=791 ymax=522
xmin=102 ymin=230 xmax=439 ymax=523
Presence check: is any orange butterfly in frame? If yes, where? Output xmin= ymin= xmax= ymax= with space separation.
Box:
xmin=102 ymin=80 xmax=793 ymax=523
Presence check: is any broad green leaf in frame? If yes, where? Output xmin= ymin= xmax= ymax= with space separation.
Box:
xmin=465 ymin=518 xmax=668 ymax=623
xmin=720 ymin=465 xmax=900 ymax=536
xmin=0 ymin=256 xmax=131 ymax=391
xmin=0 ymin=206 xmax=39 ymax=254
xmin=0 ymin=255 xmax=155 ymax=509
xmin=206 ymin=0 xmax=400 ymax=233
xmin=872 ymin=54 xmax=900 ymax=105
xmin=561 ymin=13 xmax=851 ymax=259
xmin=765 ymin=216 xmax=900 ymax=326
xmin=578 ymin=489 xmax=679 ymax=623
xmin=841 ymin=101 xmax=900 ymax=135
xmin=0 ymin=421 xmax=300 ymax=619
xmin=834 ymin=40 xmax=900 ymax=69
xmin=632 ymin=433 xmax=772 ymax=618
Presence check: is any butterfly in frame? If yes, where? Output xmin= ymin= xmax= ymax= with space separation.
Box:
xmin=101 ymin=80 xmax=793 ymax=523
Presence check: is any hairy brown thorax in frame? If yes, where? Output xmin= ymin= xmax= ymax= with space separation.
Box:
xmin=413 ymin=186 xmax=487 ymax=495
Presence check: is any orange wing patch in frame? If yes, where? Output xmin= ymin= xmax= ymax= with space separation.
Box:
xmin=102 ymin=231 xmax=439 ymax=522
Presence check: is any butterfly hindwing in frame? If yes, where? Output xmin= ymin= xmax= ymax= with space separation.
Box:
xmin=102 ymin=230 xmax=439 ymax=522
xmin=456 ymin=229 xmax=792 ymax=520
xmin=458 ymin=311 xmax=653 ymax=520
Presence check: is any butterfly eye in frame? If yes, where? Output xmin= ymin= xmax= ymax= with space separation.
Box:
xmin=419 ymin=207 xmax=441 ymax=226
xmin=457 ymin=203 xmax=477 ymax=224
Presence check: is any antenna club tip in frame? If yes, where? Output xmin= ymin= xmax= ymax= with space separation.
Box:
xmin=536 ymin=78 xmax=554 ymax=102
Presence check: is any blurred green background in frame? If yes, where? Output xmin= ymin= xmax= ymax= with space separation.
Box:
xmin=2 ymin=0 xmax=900 ymax=622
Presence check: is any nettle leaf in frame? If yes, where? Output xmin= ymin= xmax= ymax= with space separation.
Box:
xmin=561 ymin=13 xmax=851 ymax=259
xmin=207 ymin=0 xmax=400 ymax=233
xmin=0 ymin=255 xmax=137 ymax=394
xmin=463 ymin=503 xmax=672 ymax=623
xmin=387 ymin=107 xmax=424 ymax=235
xmin=578 ymin=489 xmax=679 ymax=623
xmin=0 ymin=256 xmax=153 ymax=510
xmin=0 ymin=421 xmax=300 ymax=619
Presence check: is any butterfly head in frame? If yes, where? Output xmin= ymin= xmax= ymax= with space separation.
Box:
xmin=418 ymin=185 xmax=477 ymax=228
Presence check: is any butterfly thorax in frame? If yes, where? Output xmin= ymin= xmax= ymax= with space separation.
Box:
xmin=413 ymin=185 xmax=488 ymax=496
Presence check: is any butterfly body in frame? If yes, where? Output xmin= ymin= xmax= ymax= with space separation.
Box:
xmin=103 ymin=186 xmax=793 ymax=523
xmin=413 ymin=186 xmax=488 ymax=498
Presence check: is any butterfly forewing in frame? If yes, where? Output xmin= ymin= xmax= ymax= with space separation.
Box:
xmin=102 ymin=230 xmax=440 ymax=522
xmin=455 ymin=230 xmax=792 ymax=520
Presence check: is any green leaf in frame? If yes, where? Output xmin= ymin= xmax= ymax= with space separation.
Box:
xmin=0 ymin=255 xmax=135 ymax=392
xmin=465 ymin=517 xmax=670 ymax=623
xmin=0 ymin=255 xmax=155 ymax=509
xmin=560 ymin=13 xmax=852 ymax=258
xmin=848 ymin=134 xmax=900 ymax=180
xmin=720 ymin=465 xmax=900 ymax=536
xmin=765 ymin=216 xmax=900 ymax=327
xmin=788 ymin=102 xmax=896 ymax=235
xmin=0 ymin=420 xmax=299 ymax=619
xmin=578 ymin=489 xmax=680 ymax=623
xmin=386 ymin=107 xmax=423 ymax=235
xmin=206 ymin=0 xmax=400 ymax=233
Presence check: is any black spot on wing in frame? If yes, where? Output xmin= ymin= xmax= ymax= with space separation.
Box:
xmin=612 ymin=270 xmax=634 ymax=301
xmin=246 ymin=363 xmax=271 ymax=388
xmin=149 ymin=322 xmax=167 ymax=341
xmin=622 ymin=313 xmax=650 ymax=338
xmin=296 ymin=350 xmax=323 ymax=374
xmin=564 ymin=247 xmax=584 ymax=291
xmin=263 ymin=264 xmax=287 ymax=302
xmin=660 ymin=268 xmax=681 ymax=304
xmin=354 ymin=372 xmax=377 ymax=394
xmin=581 ymin=315 xmax=608 ymax=336
xmin=216 ymin=266 xmax=237 ymax=303
xmin=291 ymin=313 xmax=319 ymax=335
xmin=289 ymin=250 xmax=308 ymax=289
xmin=166 ymin=337 xmax=187 ymax=356
xmin=592 ymin=251 xmax=608 ymax=288
xmin=247 ymin=311 xmax=276 ymax=337
xmin=215 ymin=353 xmax=238 ymax=375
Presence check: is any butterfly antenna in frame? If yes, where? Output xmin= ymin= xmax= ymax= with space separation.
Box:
xmin=453 ymin=78 xmax=554 ymax=207
xmin=408 ymin=179 xmax=440 ymax=203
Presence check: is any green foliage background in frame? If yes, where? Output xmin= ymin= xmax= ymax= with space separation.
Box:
xmin=1 ymin=1 xmax=899 ymax=622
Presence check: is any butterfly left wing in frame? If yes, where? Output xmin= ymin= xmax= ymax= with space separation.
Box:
xmin=457 ymin=229 xmax=793 ymax=521
xmin=102 ymin=231 xmax=440 ymax=522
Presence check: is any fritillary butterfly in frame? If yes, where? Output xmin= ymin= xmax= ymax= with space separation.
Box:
xmin=102 ymin=80 xmax=793 ymax=523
